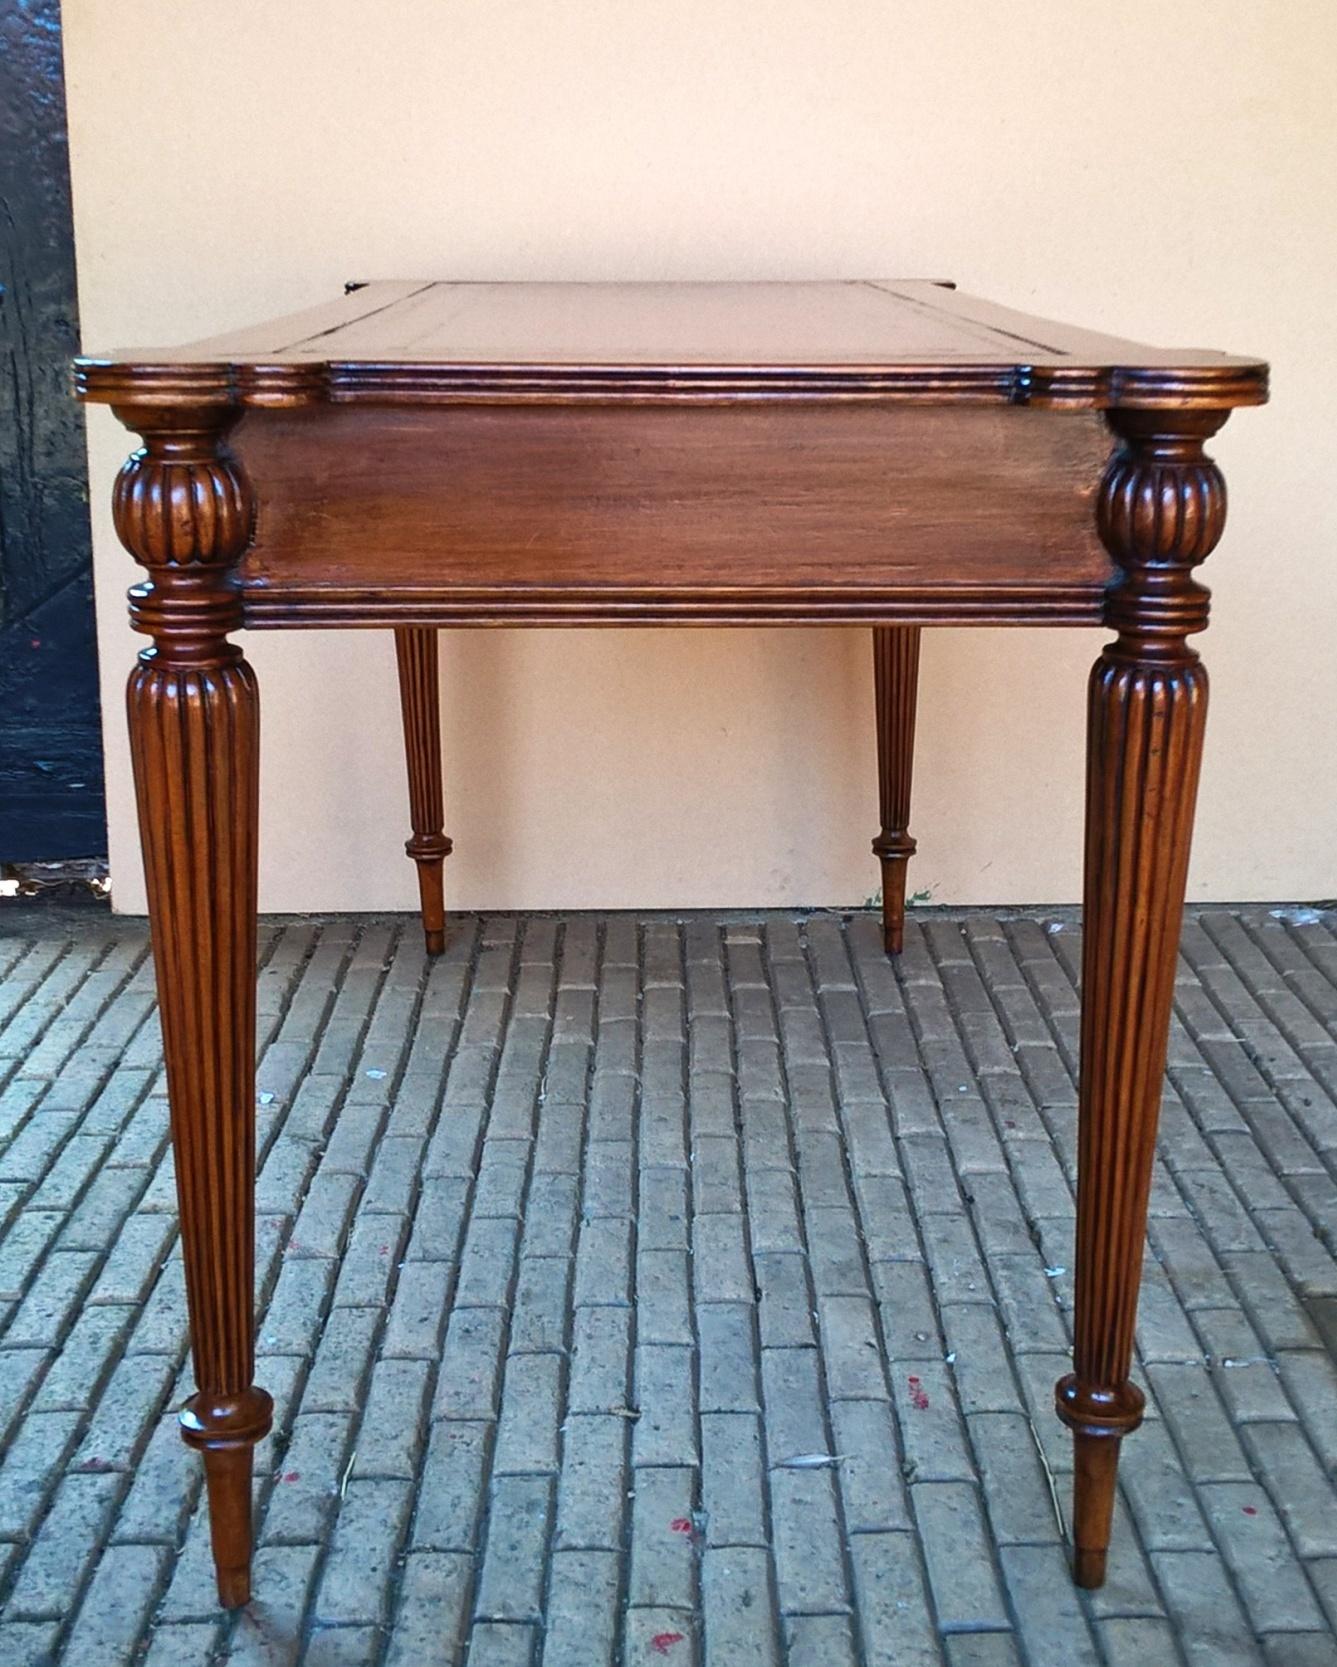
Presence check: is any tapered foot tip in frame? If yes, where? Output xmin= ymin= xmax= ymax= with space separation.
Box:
xmin=216 ymin=1566 xmax=252 ymax=1608
xmin=1072 ymin=1546 xmax=1108 ymax=1589
xmin=424 ymin=928 xmax=446 ymax=956
xmin=882 ymin=929 xmax=904 ymax=957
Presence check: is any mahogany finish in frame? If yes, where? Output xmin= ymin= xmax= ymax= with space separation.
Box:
xmin=76 ymin=279 xmax=1266 ymax=411
xmin=872 ymin=627 xmax=921 ymax=955
xmin=1056 ymin=408 xmax=1224 ymax=1585
xmin=231 ymin=404 xmax=1113 ymax=628
xmin=394 ymin=627 xmax=451 ymax=954
xmin=114 ymin=404 xmax=271 ymax=1608
xmin=77 ymin=282 xmax=1266 ymax=1607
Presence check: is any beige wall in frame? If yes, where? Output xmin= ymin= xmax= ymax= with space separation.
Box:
xmin=63 ymin=1 xmax=1337 ymax=915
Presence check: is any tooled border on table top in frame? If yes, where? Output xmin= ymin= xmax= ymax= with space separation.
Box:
xmin=73 ymin=357 xmax=1268 ymax=410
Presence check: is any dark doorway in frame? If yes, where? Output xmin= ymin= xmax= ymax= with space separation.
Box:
xmin=0 ymin=1 xmax=106 ymax=864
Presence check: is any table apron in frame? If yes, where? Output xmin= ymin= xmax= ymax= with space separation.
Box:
xmin=231 ymin=403 xmax=1116 ymax=629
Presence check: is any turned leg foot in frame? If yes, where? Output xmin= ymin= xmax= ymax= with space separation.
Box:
xmin=1057 ymin=1379 xmax=1146 ymax=1586
xmin=394 ymin=627 xmax=451 ymax=955
xmin=871 ymin=626 xmax=921 ymax=954
xmin=186 ymin=1389 xmax=274 ymax=1607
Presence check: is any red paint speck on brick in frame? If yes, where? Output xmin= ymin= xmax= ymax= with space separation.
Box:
xmin=670 ymin=1518 xmax=692 ymax=1535
xmin=283 ymin=1471 xmax=300 ymax=1483
xmin=1242 ymin=1505 xmax=1258 ymax=1516
xmin=651 ymin=1634 xmax=684 ymax=1656
xmin=908 ymin=1374 xmax=930 ymax=1411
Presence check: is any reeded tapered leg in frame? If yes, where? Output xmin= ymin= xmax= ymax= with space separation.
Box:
xmin=115 ymin=404 xmax=271 ymax=1607
xmin=872 ymin=626 xmax=921 ymax=954
xmin=394 ymin=628 xmax=452 ymax=955
xmin=1056 ymin=409 xmax=1228 ymax=1587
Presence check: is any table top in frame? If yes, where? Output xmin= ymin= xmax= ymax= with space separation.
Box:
xmin=75 ymin=280 xmax=1267 ymax=411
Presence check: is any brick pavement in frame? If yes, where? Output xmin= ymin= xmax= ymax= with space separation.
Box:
xmin=1 ymin=902 xmax=1336 ymax=1666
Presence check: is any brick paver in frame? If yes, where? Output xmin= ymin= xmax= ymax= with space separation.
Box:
xmin=1 ymin=901 xmax=1336 ymax=1665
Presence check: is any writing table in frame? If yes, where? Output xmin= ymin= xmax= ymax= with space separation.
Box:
xmin=75 ymin=280 xmax=1267 ymax=1606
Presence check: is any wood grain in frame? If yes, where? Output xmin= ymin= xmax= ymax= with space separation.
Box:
xmin=871 ymin=627 xmax=921 ymax=954
xmin=1055 ymin=407 xmax=1226 ymax=1588
xmin=116 ymin=403 xmax=270 ymax=1608
xmin=394 ymin=627 xmax=451 ymax=954
xmin=74 ymin=280 xmax=1267 ymax=411
xmin=234 ymin=404 xmax=1113 ymax=629
xmin=84 ymin=283 xmax=1267 ymax=1608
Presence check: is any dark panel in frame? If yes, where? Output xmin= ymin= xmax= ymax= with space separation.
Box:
xmin=0 ymin=0 xmax=106 ymax=861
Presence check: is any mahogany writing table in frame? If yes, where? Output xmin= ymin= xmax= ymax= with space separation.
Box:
xmin=75 ymin=281 xmax=1267 ymax=1607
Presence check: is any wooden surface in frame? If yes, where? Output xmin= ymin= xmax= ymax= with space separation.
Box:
xmin=1055 ymin=408 xmax=1225 ymax=1585
xmin=872 ymin=627 xmax=921 ymax=955
xmin=394 ymin=627 xmax=451 ymax=955
xmin=75 ymin=280 xmax=1266 ymax=410
xmin=233 ymin=404 xmax=1112 ymax=629
xmin=117 ymin=404 xmax=272 ymax=1607
xmin=85 ymin=280 xmax=1268 ymax=1607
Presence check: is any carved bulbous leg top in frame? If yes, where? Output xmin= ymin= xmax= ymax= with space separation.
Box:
xmin=1094 ymin=408 xmax=1226 ymax=664
xmin=112 ymin=403 xmax=253 ymax=664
